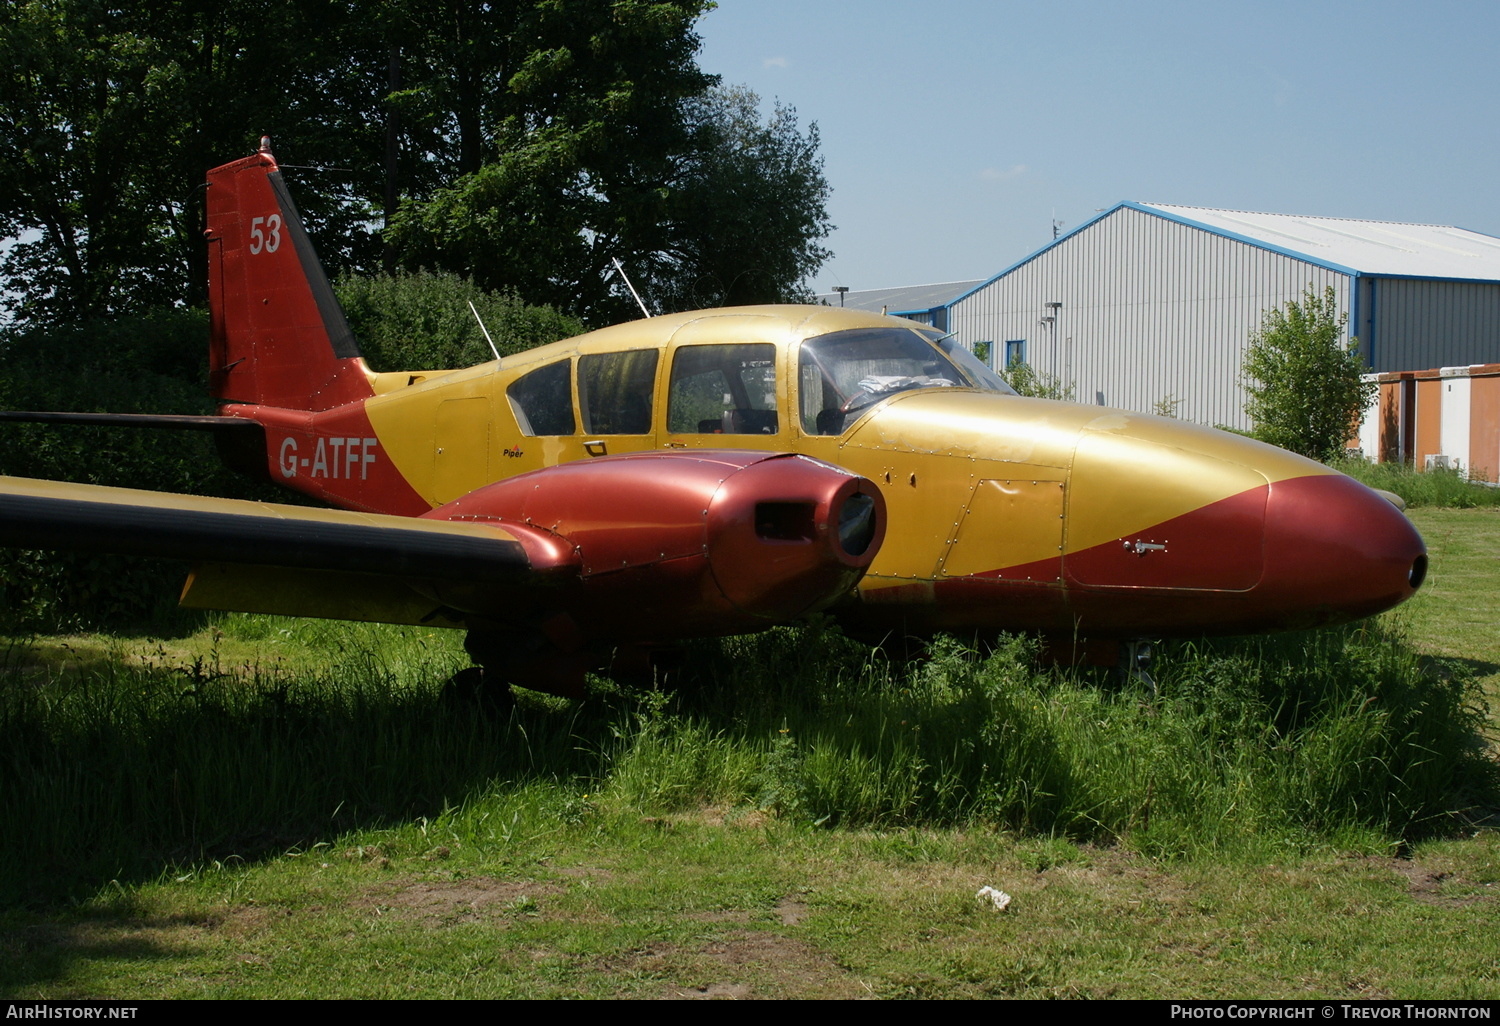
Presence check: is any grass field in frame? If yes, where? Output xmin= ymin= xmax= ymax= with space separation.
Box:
xmin=2 ymin=507 xmax=1498 ymax=999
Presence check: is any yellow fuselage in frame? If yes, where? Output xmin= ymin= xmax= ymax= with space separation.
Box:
xmin=252 ymin=304 xmax=1422 ymax=642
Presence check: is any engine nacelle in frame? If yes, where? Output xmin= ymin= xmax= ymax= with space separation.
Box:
xmin=424 ymin=450 xmax=885 ymax=638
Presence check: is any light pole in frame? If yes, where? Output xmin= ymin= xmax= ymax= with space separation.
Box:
xmin=1044 ymin=302 xmax=1062 ymax=379
xmin=1044 ymin=303 xmax=1068 ymax=387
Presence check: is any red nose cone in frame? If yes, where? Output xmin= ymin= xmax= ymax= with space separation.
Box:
xmin=1261 ymin=474 xmax=1426 ymax=629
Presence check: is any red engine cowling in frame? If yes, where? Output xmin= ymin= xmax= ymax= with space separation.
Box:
xmin=422 ymin=450 xmax=885 ymax=640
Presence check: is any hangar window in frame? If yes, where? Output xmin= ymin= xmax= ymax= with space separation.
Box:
xmin=668 ymin=343 xmax=778 ymax=434
xmin=507 ymin=359 xmax=575 ymax=436
xmin=579 ymin=349 xmax=659 ymax=434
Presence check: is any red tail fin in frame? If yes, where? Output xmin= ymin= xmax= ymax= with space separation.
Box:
xmin=205 ymin=141 xmax=374 ymax=412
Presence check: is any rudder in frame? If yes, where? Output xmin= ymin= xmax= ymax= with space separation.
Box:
xmin=205 ymin=139 xmax=374 ymax=412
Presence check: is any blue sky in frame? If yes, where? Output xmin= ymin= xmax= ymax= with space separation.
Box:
xmin=696 ymin=0 xmax=1500 ymax=293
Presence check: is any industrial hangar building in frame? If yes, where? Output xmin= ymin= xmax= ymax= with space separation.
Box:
xmin=937 ymin=203 xmax=1500 ymax=432
xmin=814 ymin=280 xmax=982 ymax=331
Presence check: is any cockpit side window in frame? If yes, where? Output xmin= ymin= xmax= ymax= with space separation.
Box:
xmin=668 ymin=343 xmax=778 ymax=434
xmin=798 ymin=327 xmax=967 ymax=435
xmin=578 ymin=349 xmax=659 ymax=434
xmin=507 ymin=359 xmax=575 ymax=436
xmin=922 ymin=331 xmax=1019 ymax=396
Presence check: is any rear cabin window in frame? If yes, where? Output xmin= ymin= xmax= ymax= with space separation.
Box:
xmin=506 ymin=360 xmax=575 ymax=436
xmin=578 ymin=350 xmax=659 ymax=434
xmin=667 ymin=343 xmax=778 ymax=434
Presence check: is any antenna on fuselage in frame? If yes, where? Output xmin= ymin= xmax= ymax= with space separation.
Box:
xmin=467 ymin=301 xmax=503 ymax=361
xmin=611 ymin=258 xmax=654 ymax=318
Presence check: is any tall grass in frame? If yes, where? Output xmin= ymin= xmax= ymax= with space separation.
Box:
xmin=1 ymin=617 xmax=1493 ymax=904
xmin=1336 ymin=457 xmax=1500 ymax=508
xmin=610 ymin=624 xmax=1496 ymax=858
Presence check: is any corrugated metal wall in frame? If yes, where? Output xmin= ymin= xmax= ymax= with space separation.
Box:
xmin=1369 ymin=279 xmax=1500 ymax=372
xmin=949 ymin=207 xmax=1348 ymax=428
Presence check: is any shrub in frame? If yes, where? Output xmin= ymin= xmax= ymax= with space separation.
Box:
xmin=1242 ymin=285 xmax=1375 ymax=462
xmin=0 ymin=309 xmax=266 ymax=632
xmin=334 ymin=269 xmax=584 ymax=372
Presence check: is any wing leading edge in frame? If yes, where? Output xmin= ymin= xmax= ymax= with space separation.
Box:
xmin=0 ymin=476 xmax=565 ymax=628
xmin=0 ymin=450 xmax=888 ymax=640
xmin=0 ymin=476 xmax=535 ymax=580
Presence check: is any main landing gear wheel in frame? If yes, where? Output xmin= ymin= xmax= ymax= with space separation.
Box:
xmin=1114 ymin=639 xmax=1157 ymax=693
xmin=441 ymin=664 xmax=515 ymax=716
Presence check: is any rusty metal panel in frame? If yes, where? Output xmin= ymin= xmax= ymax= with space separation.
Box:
xmin=1471 ymin=374 xmax=1500 ymax=482
xmin=1377 ymin=381 xmax=1404 ymax=462
xmin=1415 ymin=378 xmax=1443 ymax=470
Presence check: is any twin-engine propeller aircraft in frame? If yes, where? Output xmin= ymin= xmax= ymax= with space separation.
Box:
xmin=0 ymin=142 xmax=1426 ymax=695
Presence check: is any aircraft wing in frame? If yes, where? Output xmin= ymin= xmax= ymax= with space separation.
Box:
xmin=0 ymin=450 xmax=886 ymax=636
xmin=0 ymin=476 xmax=535 ymax=580
xmin=0 ymin=475 xmax=560 ymax=629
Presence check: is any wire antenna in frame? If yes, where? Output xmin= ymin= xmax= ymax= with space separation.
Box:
xmin=467 ymin=301 xmax=502 ymax=361
xmin=611 ymin=258 xmax=653 ymax=318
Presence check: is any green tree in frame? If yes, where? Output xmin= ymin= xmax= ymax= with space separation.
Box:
xmin=0 ymin=0 xmax=386 ymax=325
xmin=647 ymin=86 xmax=832 ymax=312
xmin=334 ymin=269 xmax=584 ymax=371
xmin=383 ymin=0 xmax=717 ymax=323
xmin=387 ymin=69 xmax=835 ymax=323
xmin=1242 ymin=285 xmax=1374 ymax=463
xmin=1002 ymin=356 xmax=1074 ymax=400
xmin=3 ymin=1 xmax=831 ymax=330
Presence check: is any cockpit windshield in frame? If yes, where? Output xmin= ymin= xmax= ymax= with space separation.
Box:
xmin=920 ymin=330 xmax=1019 ymax=397
xmin=798 ymin=326 xmax=1016 ymax=435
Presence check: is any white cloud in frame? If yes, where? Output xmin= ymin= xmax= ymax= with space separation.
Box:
xmin=980 ymin=164 xmax=1028 ymax=182
xmin=762 ymin=56 xmax=789 ymax=69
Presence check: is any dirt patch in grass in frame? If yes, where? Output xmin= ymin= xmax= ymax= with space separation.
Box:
xmin=775 ymin=895 xmax=808 ymax=925
xmin=681 ymin=894 xmax=808 ymax=927
xmin=685 ymin=909 xmax=754 ymax=924
xmin=607 ymin=930 xmax=866 ymax=1000
xmin=1371 ymin=856 xmax=1496 ymax=908
xmin=212 ymin=903 xmax=287 ymax=939
xmin=1037 ymin=861 xmax=1193 ymax=910
xmin=352 ymin=876 xmax=564 ymax=925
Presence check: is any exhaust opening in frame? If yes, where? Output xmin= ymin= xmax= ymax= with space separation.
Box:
xmin=1409 ymin=554 xmax=1428 ymax=590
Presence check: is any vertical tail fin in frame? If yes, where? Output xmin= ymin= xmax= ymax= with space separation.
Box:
xmin=205 ymin=140 xmax=375 ymax=411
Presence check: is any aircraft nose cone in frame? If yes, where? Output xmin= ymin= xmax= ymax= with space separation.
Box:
xmin=1261 ymin=473 xmax=1426 ymax=628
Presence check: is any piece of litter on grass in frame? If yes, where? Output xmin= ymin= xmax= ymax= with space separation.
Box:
xmin=976 ymin=885 xmax=1012 ymax=911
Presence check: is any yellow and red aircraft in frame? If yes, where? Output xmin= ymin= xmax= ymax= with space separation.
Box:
xmin=0 ymin=143 xmax=1426 ymax=695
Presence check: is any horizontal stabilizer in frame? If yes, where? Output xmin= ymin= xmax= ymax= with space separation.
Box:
xmin=0 ymin=411 xmax=262 ymax=434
